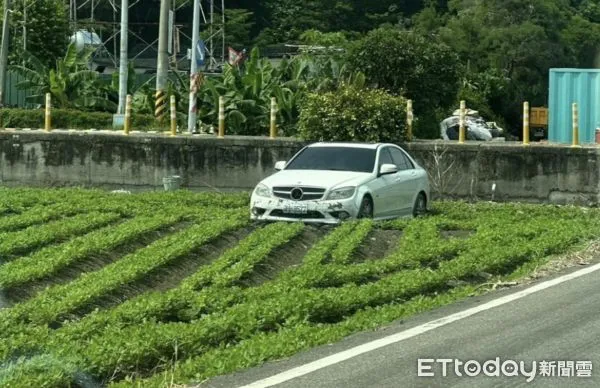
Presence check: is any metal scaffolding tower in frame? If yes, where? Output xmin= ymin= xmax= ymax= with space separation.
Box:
xmin=67 ymin=0 xmax=226 ymax=73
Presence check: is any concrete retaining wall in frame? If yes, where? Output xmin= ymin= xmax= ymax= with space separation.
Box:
xmin=405 ymin=141 xmax=600 ymax=206
xmin=0 ymin=131 xmax=305 ymax=191
xmin=1 ymin=130 xmax=599 ymax=205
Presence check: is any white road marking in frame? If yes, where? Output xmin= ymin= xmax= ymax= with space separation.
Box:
xmin=238 ymin=261 xmax=600 ymax=388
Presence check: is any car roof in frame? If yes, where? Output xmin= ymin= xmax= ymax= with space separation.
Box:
xmin=308 ymin=142 xmax=385 ymax=150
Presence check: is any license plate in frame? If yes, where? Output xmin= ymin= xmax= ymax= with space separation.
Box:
xmin=283 ymin=203 xmax=308 ymax=214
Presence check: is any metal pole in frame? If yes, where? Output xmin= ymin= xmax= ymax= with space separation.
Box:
xmin=170 ymin=94 xmax=177 ymax=136
xmin=270 ymin=97 xmax=277 ymax=139
xmin=22 ymin=1 xmax=25 ymax=54
xmin=218 ymin=95 xmax=224 ymax=138
xmin=0 ymin=0 xmax=13 ymax=106
xmin=458 ymin=100 xmax=466 ymax=144
xmin=155 ymin=0 xmax=171 ymax=123
xmin=406 ymin=99 xmax=413 ymax=141
xmin=209 ymin=0 xmax=214 ymax=70
xmin=117 ymin=0 xmax=129 ymax=115
xmin=124 ymin=94 xmax=132 ymax=135
xmin=44 ymin=93 xmax=51 ymax=131
xmin=522 ymin=101 xmax=530 ymax=146
xmin=221 ymin=0 xmax=225 ymax=65
xmin=187 ymin=0 xmax=200 ymax=133
xmin=572 ymin=102 xmax=580 ymax=148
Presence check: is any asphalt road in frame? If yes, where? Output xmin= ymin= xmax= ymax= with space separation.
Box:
xmin=203 ymin=262 xmax=600 ymax=388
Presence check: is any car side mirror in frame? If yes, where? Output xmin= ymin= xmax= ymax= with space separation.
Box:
xmin=274 ymin=161 xmax=286 ymax=171
xmin=379 ymin=163 xmax=398 ymax=176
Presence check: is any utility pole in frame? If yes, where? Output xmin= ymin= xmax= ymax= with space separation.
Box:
xmin=0 ymin=0 xmax=12 ymax=106
xmin=209 ymin=0 xmax=214 ymax=71
xmin=22 ymin=0 xmax=25 ymax=53
xmin=187 ymin=0 xmax=200 ymax=133
xmin=155 ymin=0 xmax=170 ymax=122
xmin=117 ymin=0 xmax=128 ymax=115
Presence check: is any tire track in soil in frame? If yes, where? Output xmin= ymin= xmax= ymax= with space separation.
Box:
xmin=352 ymin=228 xmax=404 ymax=263
xmin=238 ymin=225 xmax=333 ymax=287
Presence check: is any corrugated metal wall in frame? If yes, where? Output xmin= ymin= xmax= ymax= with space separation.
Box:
xmin=548 ymin=69 xmax=600 ymax=144
xmin=1 ymin=72 xmax=156 ymax=108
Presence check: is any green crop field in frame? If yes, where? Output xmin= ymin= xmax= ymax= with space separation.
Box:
xmin=0 ymin=187 xmax=599 ymax=387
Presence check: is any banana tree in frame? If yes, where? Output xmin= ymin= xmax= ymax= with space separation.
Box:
xmin=11 ymin=42 xmax=113 ymax=111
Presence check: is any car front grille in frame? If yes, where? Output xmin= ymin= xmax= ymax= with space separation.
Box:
xmin=272 ymin=186 xmax=326 ymax=201
xmin=270 ymin=209 xmax=325 ymax=219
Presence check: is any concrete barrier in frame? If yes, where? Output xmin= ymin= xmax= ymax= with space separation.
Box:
xmin=1 ymin=130 xmax=599 ymax=205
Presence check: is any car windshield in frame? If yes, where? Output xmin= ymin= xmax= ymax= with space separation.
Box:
xmin=285 ymin=146 xmax=376 ymax=173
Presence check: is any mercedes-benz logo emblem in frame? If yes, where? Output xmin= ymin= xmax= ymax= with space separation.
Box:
xmin=290 ymin=187 xmax=303 ymax=200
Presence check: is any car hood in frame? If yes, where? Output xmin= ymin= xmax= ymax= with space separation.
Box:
xmin=261 ymin=170 xmax=373 ymax=190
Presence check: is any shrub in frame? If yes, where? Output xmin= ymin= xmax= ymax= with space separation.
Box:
xmin=298 ymin=85 xmax=409 ymax=143
xmin=346 ymin=27 xmax=461 ymax=136
xmin=0 ymin=108 xmax=157 ymax=130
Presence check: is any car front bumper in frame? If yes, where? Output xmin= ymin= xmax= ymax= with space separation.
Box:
xmin=249 ymin=195 xmax=360 ymax=224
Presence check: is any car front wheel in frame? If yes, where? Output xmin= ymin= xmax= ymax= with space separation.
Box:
xmin=357 ymin=196 xmax=374 ymax=219
xmin=413 ymin=192 xmax=427 ymax=217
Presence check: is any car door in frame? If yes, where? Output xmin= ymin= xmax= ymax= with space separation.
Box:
xmin=389 ymin=146 xmax=420 ymax=214
xmin=372 ymin=147 xmax=401 ymax=217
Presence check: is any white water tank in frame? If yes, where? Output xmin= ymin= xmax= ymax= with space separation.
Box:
xmin=70 ymin=29 xmax=103 ymax=51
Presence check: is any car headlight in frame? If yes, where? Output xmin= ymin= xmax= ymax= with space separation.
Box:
xmin=254 ymin=183 xmax=271 ymax=198
xmin=327 ymin=186 xmax=356 ymax=200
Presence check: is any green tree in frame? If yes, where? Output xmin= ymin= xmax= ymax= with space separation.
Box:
xmin=8 ymin=0 xmax=71 ymax=68
xmin=346 ymin=26 xmax=461 ymax=138
xmin=224 ymin=9 xmax=255 ymax=50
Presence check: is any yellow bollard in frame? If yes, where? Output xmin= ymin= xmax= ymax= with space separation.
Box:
xmin=458 ymin=100 xmax=466 ymax=143
xmin=572 ymin=102 xmax=580 ymax=148
xmin=44 ymin=93 xmax=51 ymax=132
xmin=270 ymin=97 xmax=278 ymax=139
xmin=523 ymin=101 xmax=530 ymax=146
xmin=406 ymin=99 xmax=413 ymax=141
xmin=124 ymin=94 xmax=132 ymax=135
xmin=218 ymin=96 xmax=225 ymax=138
xmin=170 ymin=95 xmax=177 ymax=136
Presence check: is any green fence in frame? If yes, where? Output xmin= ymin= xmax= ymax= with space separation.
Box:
xmin=2 ymin=72 xmax=157 ymax=109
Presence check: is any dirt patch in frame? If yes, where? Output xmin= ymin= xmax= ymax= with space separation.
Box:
xmin=239 ymin=225 xmax=329 ymax=287
xmin=64 ymin=226 xmax=256 ymax=319
xmin=3 ymin=221 xmax=194 ymax=305
xmin=353 ymin=229 xmax=403 ymax=262
xmin=440 ymin=230 xmax=474 ymax=239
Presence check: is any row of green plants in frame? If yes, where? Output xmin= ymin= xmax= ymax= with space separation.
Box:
xmin=329 ymin=220 xmax=373 ymax=264
xmin=61 ymin=205 xmax=600 ymax=383
xmin=1 ymin=209 xmax=249 ymax=327
xmin=0 ymin=203 xmax=85 ymax=233
xmin=0 ymin=221 xmax=373 ymax=383
xmin=0 ymin=220 xmax=307 ymax=381
xmin=2 ymin=198 xmax=600 ymax=386
xmin=0 ymin=212 xmax=122 ymax=258
xmin=0 ymin=213 xmax=189 ymax=290
xmin=116 ymin=207 xmax=600 ymax=387
xmin=0 ymin=187 xmax=250 ymax=217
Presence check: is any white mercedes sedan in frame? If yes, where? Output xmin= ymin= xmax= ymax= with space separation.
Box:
xmin=249 ymin=142 xmax=431 ymax=224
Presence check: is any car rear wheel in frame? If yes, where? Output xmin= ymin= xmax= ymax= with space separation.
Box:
xmin=357 ymin=196 xmax=374 ymax=219
xmin=413 ymin=192 xmax=427 ymax=217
